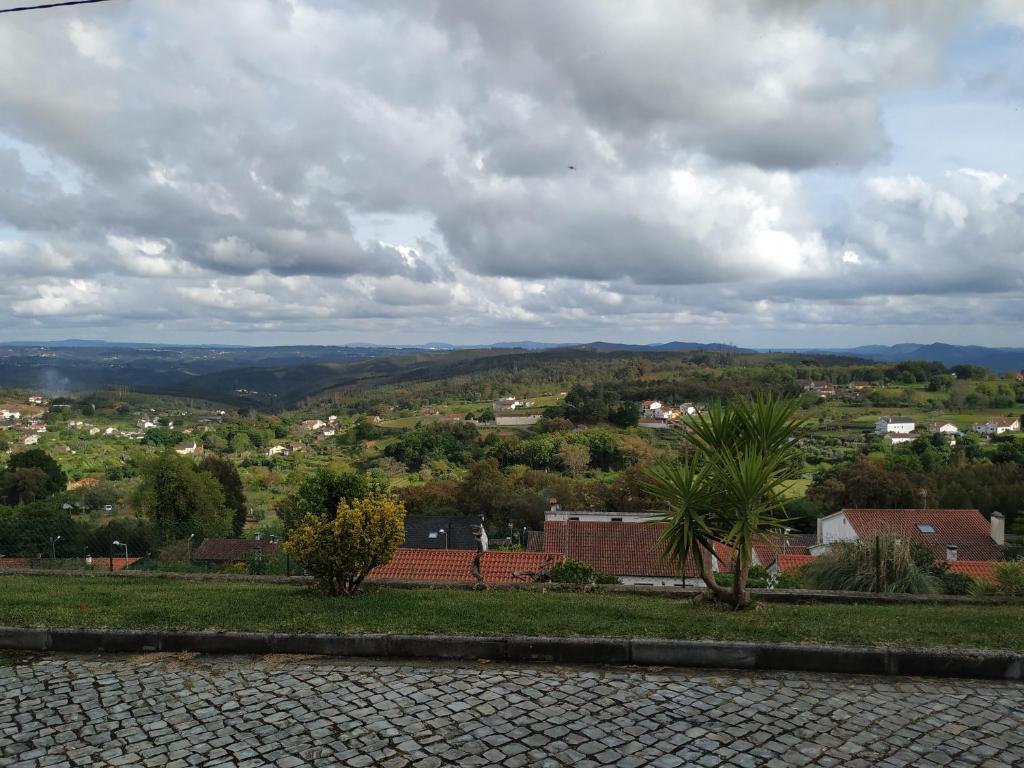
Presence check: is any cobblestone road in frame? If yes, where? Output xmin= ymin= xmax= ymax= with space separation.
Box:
xmin=1 ymin=653 xmax=1023 ymax=767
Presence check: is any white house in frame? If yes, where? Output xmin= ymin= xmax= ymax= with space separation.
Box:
xmin=23 ymin=434 xmax=39 ymax=446
xmin=0 ymin=409 xmax=20 ymax=421
xmin=973 ymin=417 xmax=1021 ymax=436
xmin=174 ymin=441 xmax=200 ymax=455
xmin=136 ymin=418 xmax=156 ymax=430
xmin=493 ymin=397 xmax=521 ymax=411
xmin=302 ymin=419 xmax=326 ymax=431
xmin=678 ymin=403 xmax=698 ymax=416
xmin=267 ymin=445 xmax=289 ymax=457
xmin=875 ymin=417 xmax=915 ymax=435
xmin=641 ymin=400 xmax=663 ymax=419
xmin=105 ymin=427 xmax=117 ymax=436
xmin=928 ymin=422 xmax=959 ymax=434
xmin=815 ymin=508 xmax=1005 ymax=561
xmin=88 ymin=427 xmax=101 ymax=436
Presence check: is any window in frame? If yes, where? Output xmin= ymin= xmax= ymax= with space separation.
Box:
xmin=611 ymin=517 xmax=623 ymax=522
xmin=916 ymin=523 xmax=936 ymax=533
xmin=568 ymin=516 xmax=580 ymax=521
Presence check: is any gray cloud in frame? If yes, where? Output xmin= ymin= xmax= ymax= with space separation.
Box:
xmin=0 ymin=1 xmax=1021 ymax=345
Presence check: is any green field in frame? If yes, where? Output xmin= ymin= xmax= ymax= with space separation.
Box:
xmin=2 ymin=576 xmax=1023 ymax=651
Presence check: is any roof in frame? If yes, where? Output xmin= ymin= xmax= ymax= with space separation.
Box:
xmin=989 ymin=417 xmax=1019 ymax=427
xmin=946 ymin=560 xmax=997 ymax=583
xmin=403 ymin=515 xmax=483 ymax=550
xmin=838 ymin=509 xmax=1003 ymax=561
xmin=879 ymin=416 xmax=915 ymax=424
xmin=543 ymin=520 xmax=705 ymax=578
xmin=370 ymin=549 xmax=562 ymax=584
xmin=751 ymin=534 xmax=814 ymax=567
xmin=192 ymin=539 xmax=280 ymax=562
xmin=525 ymin=530 xmax=546 ymax=552
xmin=771 ymin=554 xmax=816 ymax=572
xmin=0 ymin=558 xmax=31 ymax=570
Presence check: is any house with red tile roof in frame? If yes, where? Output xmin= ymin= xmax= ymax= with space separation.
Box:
xmin=369 ymin=549 xmax=562 ymax=584
xmin=192 ymin=538 xmax=280 ymax=563
xmin=0 ymin=557 xmax=31 ymax=570
xmin=541 ymin=520 xmax=733 ymax=586
xmin=816 ymin=508 xmax=1006 ymax=562
xmin=751 ymin=534 xmax=814 ymax=568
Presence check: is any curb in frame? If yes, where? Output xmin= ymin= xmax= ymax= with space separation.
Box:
xmin=1 ymin=627 xmax=1020 ymax=681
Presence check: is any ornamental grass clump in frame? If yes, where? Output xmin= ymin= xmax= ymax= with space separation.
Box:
xmin=804 ymin=535 xmax=940 ymax=594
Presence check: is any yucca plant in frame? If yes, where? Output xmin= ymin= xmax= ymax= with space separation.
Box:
xmin=643 ymin=393 xmax=804 ymax=609
xmin=803 ymin=536 xmax=940 ymax=594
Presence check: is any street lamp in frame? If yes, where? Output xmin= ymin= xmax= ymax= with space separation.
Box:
xmin=112 ymin=540 xmax=128 ymax=570
xmin=437 ymin=528 xmax=448 ymax=550
xmin=186 ymin=533 xmax=195 ymax=561
xmin=49 ymin=535 xmax=62 ymax=561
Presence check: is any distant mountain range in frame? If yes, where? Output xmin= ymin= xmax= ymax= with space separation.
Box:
xmin=792 ymin=343 xmax=1024 ymax=373
xmin=3 ymin=339 xmax=1023 ymax=371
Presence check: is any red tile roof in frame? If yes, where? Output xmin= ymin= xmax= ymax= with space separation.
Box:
xmin=193 ymin=539 xmax=280 ymax=562
xmin=0 ymin=558 xmax=31 ymax=570
xmin=751 ymin=534 xmax=813 ymax=567
xmin=369 ymin=549 xmax=562 ymax=583
xmin=946 ymin=560 xmax=997 ymax=583
xmin=771 ymin=554 xmax=816 ymax=572
xmin=840 ymin=509 xmax=1004 ymax=561
xmin=543 ymin=521 xmax=728 ymax=578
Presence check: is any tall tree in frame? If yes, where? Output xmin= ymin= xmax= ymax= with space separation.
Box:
xmin=198 ymin=454 xmax=247 ymax=536
xmin=6 ymin=449 xmax=67 ymax=499
xmin=134 ymin=453 xmax=230 ymax=542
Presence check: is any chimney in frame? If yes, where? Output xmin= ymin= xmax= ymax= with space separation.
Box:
xmin=945 ymin=543 xmax=958 ymax=562
xmin=990 ymin=511 xmax=1005 ymax=546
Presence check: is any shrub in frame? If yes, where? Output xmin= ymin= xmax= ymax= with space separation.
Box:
xmin=804 ymin=536 xmax=940 ymax=594
xmin=970 ymin=561 xmax=1024 ymax=597
xmin=285 ymin=492 xmax=405 ymax=596
xmin=536 ymin=558 xmax=618 ymax=584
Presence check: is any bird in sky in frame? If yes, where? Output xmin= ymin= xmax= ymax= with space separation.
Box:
xmin=568 ymin=165 xmax=576 ymax=170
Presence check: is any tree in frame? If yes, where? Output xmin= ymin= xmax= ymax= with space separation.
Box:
xmin=644 ymin=394 xmax=804 ymax=609
xmin=134 ymin=452 xmax=230 ymax=542
xmin=199 ymin=454 xmax=248 ymax=537
xmin=284 ymin=493 xmax=405 ymax=595
xmin=6 ymin=449 xmax=67 ymax=499
xmin=281 ymin=468 xmax=386 ymax=533
xmin=0 ymin=467 xmax=50 ymax=505
xmin=141 ymin=427 xmax=179 ymax=448
xmin=558 ymin=442 xmax=590 ymax=476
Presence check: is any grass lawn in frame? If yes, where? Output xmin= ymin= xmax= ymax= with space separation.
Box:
xmin=2 ymin=576 xmax=1023 ymax=651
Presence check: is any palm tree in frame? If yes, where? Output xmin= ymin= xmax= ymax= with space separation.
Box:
xmin=644 ymin=393 xmax=805 ymax=609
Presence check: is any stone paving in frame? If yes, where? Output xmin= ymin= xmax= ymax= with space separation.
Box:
xmin=1 ymin=653 xmax=1022 ymax=767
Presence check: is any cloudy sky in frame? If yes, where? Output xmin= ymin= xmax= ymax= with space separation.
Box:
xmin=2 ymin=1 xmax=1023 ymax=347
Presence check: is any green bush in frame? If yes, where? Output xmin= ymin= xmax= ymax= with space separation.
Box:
xmin=536 ymin=558 xmax=618 ymax=584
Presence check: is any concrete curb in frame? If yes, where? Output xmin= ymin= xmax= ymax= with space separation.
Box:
xmin=1 ymin=626 xmax=1020 ymax=681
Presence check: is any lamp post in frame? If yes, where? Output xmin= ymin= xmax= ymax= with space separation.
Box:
xmin=112 ymin=540 xmax=128 ymax=570
xmin=186 ymin=533 xmax=195 ymax=562
xmin=49 ymin=535 xmax=61 ymax=561
xmin=438 ymin=528 xmax=448 ymax=550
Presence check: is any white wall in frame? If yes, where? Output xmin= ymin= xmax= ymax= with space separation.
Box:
xmin=819 ymin=512 xmax=858 ymax=544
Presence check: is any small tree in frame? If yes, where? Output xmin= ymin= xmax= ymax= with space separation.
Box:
xmin=970 ymin=561 xmax=1024 ymax=597
xmin=558 ymin=442 xmax=591 ymax=476
xmin=285 ymin=492 xmax=405 ymax=596
xmin=644 ymin=394 xmax=805 ymax=609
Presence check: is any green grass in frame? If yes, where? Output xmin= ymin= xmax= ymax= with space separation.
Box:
xmin=2 ymin=576 xmax=1023 ymax=651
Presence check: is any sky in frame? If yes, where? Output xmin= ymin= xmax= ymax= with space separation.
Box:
xmin=1 ymin=0 xmax=1024 ymax=348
